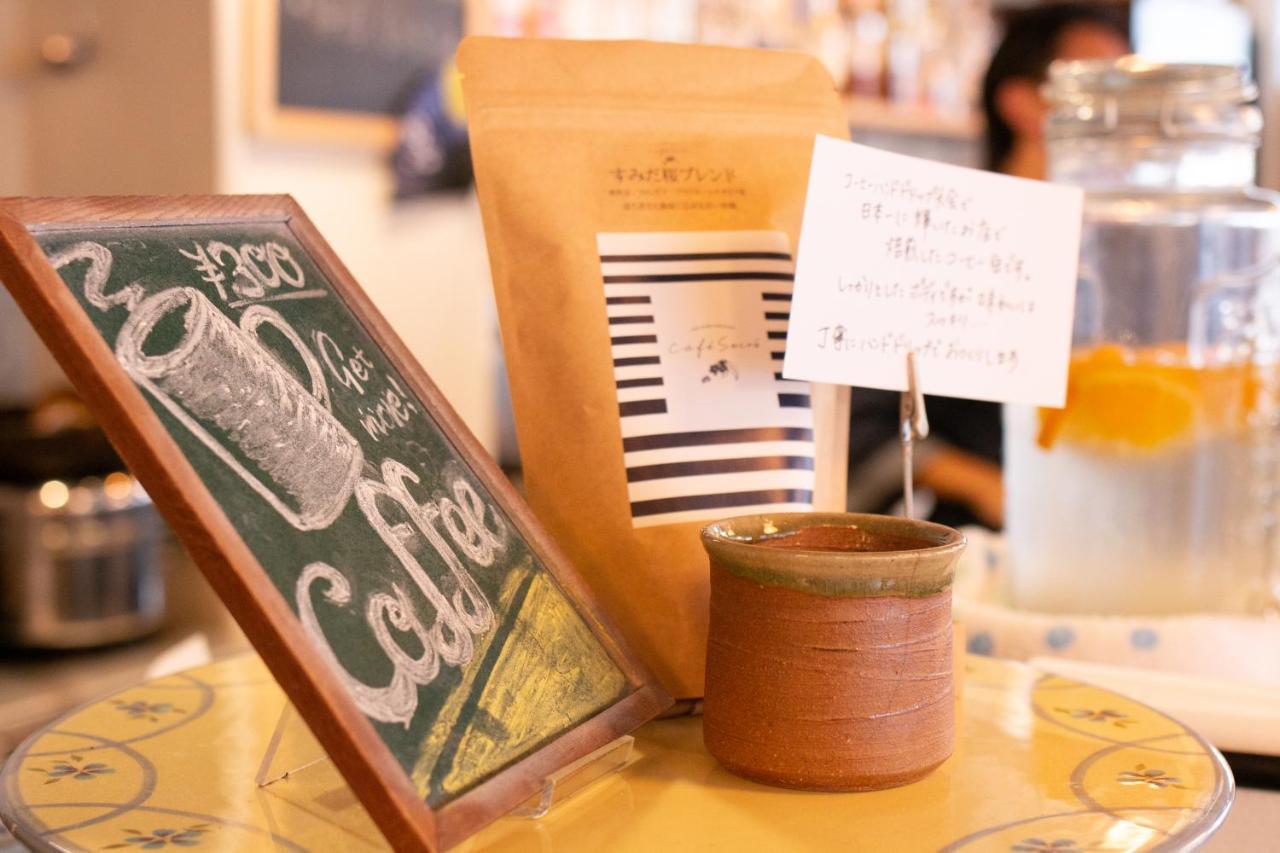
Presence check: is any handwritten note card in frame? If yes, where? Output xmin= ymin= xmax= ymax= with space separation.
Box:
xmin=783 ymin=135 xmax=1083 ymax=407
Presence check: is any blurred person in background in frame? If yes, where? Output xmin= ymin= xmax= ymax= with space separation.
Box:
xmin=847 ymin=3 xmax=1128 ymax=529
xmin=983 ymin=2 xmax=1130 ymax=177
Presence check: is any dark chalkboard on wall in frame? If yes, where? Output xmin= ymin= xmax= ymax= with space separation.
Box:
xmin=0 ymin=196 xmax=667 ymax=853
xmin=252 ymin=0 xmax=463 ymax=145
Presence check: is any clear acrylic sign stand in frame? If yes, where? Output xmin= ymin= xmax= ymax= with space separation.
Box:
xmin=253 ymin=700 xmax=634 ymax=846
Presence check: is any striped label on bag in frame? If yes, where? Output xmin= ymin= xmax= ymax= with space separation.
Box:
xmin=598 ymin=230 xmax=816 ymax=528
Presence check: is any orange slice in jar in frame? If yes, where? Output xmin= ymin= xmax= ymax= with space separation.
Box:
xmin=1062 ymin=367 xmax=1197 ymax=449
xmin=1036 ymin=344 xmax=1270 ymax=451
xmin=1036 ymin=400 xmax=1067 ymax=449
xmin=1037 ymin=346 xmax=1199 ymax=451
xmin=1036 ymin=345 xmax=1121 ymax=449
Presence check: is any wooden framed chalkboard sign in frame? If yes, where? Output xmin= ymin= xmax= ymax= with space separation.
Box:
xmin=0 ymin=196 xmax=669 ymax=852
xmin=249 ymin=0 xmax=463 ymax=146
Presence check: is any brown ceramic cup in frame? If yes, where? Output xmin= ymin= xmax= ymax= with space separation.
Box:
xmin=700 ymin=512 xmax=966 ymax=792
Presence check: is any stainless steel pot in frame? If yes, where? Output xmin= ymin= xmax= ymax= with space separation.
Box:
xmin=0 ymin=472 xmax=167 ymax=649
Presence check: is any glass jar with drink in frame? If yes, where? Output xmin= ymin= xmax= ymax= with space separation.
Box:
xmin=1005 ymin=59 xmax=1280 ymax=615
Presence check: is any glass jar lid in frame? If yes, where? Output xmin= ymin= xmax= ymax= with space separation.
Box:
xmin=1045 ymin=57 xmax=1261 ymax=144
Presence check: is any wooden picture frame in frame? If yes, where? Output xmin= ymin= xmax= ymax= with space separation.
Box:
xmin=247 ymin=0 xmax=462 ymax=147
xmin=0 ymin=195 xmax=669 ymax=852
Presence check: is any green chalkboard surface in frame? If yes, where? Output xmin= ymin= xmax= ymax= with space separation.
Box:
xmin=0 ymin=197 xmax=666 ymax=852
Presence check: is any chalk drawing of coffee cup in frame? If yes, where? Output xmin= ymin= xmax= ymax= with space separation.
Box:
xmin=115 ymin=287 xmax=364 ymax=531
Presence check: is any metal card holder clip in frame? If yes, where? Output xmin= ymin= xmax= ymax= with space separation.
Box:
xmin=899 ymin=352 xmax=930 ymax=520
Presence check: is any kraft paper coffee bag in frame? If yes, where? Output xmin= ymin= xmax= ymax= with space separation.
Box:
xmin=460 ymin=37 xmax=850 ymax=698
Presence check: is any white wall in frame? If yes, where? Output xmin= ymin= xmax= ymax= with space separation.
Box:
xmin=211 ymin=0 xmax=498 ymax=452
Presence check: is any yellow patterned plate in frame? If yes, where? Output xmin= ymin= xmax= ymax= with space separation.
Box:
xmin=0 ymin=654 xmax=1231 ymax=852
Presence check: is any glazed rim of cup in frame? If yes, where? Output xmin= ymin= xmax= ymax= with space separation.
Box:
xmin=700 ymin=512 xmax=966 ymax=598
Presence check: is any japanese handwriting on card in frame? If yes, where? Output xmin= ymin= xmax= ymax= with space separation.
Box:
xmin=783 ymin=136 xmax=1083 ymax=407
